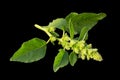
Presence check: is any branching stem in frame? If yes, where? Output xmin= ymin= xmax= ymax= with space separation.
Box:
xmin=34 ymin=24 xmax=52 ymax=37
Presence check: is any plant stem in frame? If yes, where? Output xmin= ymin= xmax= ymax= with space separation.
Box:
xmin=46 ymin=38 xmax=51 ymax=44
xmin=34 ymin=24 xmax=52 ymax=37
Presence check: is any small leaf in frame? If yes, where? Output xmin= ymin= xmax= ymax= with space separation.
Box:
xmin=10 ymin=38 xmax=47 ymax=63
xmin=69 ymin=52 xmax=77 ymax=66
xmin=53 ymin=49 xmax=69 ymax=72
xmin=48 ymin=18 xmax=67 ymax=30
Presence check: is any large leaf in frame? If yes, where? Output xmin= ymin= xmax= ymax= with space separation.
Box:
xmin=72 ymin=13 xmax=106 ymax=34
xmin=48 ymin=18 xmax=67 ymax=30
xmin=10 ymin=38 xmax=47 ymax=63
xmin=69 ymin=52 xmax=77 ymax=66
xmin=53 ymin=49 xmax=69 ymax=72
xmin=65 ymin=12 xmax=106 ymax=35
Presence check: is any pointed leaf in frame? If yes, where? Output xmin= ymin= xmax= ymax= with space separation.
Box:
xmin=69 ymin=52 xmax=77 ymax=66
xmin=95 ymin=13 xmax=107 ymax=20
xmin=53 ymin=49 xmax=69 ymax=72
xmin=70 ymin=13 xmax=107 ymax=34
xmin=48 ymin=18 xmax=67 ymax=30
xmin=10 ymin=38 xmax=47 ymax=63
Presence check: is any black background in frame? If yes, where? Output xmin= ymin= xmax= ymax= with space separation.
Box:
xmin=1 ymin=0 xmax=116 ymax=79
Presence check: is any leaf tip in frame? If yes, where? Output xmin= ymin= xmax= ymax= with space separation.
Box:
xmin=70 ymin=64 xmax=75 ymax=66
xmin=10 ymin=58 xmax=13 ymax=61
xmin=53 ymin=66 xmax=59 ymax=72
xmin=97 ymin=13 xmax=107 ymax=20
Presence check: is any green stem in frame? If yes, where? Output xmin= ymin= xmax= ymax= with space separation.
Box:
xmin=46 ymin=38 xmax=51 ymax=44
xmin=34 ymin=24 xmax=52 ymax=37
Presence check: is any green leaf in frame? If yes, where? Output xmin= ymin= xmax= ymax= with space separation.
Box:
xmin=78 ymin=27 xmax=89 ymax=40
xmin=69 ymin=19 xmax=75 ymax=39
xmin=48 ymin=18 xmax=67 ymax=30
xmin=70 ymin=12 xmax=107 ymax=34
xmin=69 ymin=52 xmax=77 ymax=66
xmin=53 ymin=49 xmax=69 ymax=72
xmin=65 ymin=12 xmax=78 ymax=33
xmin=96 ymin=13 xmax=107 ymax=20
xmin=65 ymin=12 xmax=78 ymax=22
xmin=10 ymin=38 xmax=47 ymax=63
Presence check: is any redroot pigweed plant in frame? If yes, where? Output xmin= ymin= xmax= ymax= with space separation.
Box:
xmin=10 ymin=12 xmax=106 ymax=72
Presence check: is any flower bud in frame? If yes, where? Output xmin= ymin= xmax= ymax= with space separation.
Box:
xmin=92 ymin=52 xmax=103 ymax=61
xmin=50 ymin=36 xmax=56 ymax=42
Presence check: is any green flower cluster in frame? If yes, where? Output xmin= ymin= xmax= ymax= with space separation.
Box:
xmin=58 ymin=33 xmax=102 ymax=61
xmin=35 ymin=24 xmax=103 ymax=62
